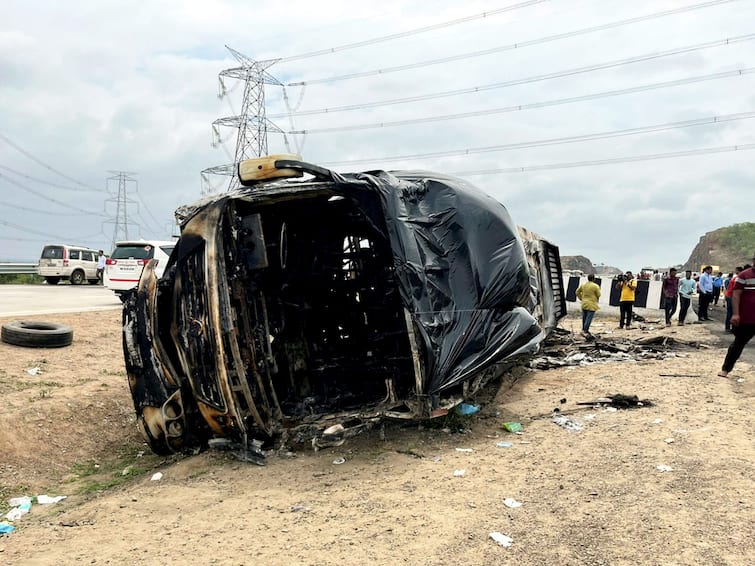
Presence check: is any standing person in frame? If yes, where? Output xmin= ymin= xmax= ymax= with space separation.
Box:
xmin=697 ymin=265 xmax=714 ymax=321
xmin=576 ymin=274 xmax=601 ymax=335
xmin=97 ymin=250 xmax=106 ymax=284
xmin=661 ymin=268 xmax=679 ymax=327
xmin=718 ymin=256 xmax=755 ymax=378
xmin=712 ymin=271 xmax=724 ymax=306
xmin=678 ymin=270 xmax=697 ymax=325
xmin=725 ymin=267 xmax=743 ymax=332
xmin=616 ymin=271 xmax=637 ymax=329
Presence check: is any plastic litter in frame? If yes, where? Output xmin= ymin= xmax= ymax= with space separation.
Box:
xmin=496 ymin=441 xmax=513 ymax=448
xmin=502 ymin=422 xmax=523 ymax=433
xmin=0 ymin=522 xmax=15 ymax=534
xmin=652 ymin=418 xmax=663 ymax=424
xmin=736 ymin=378 xmax=745 ymax=383
xmin=26 ymin=366 xmax=42 ymax=376
xmin=664 ymin=438 xmax=675 ymax=444
xmin=456 ymin=403 xmax=480 ymax=416
xmin=453 ymin=469 xmax=466 ymax=477
xmin=332 ymin=457 xmax=346 ymax=465
xmin=455 ymin=448 xmax=473 ymax=453
xmin=5 ymin=505 xmax=30 ymax=522
xmin=552 ymin=414 xmax=583 ymax=433
xmin=503 ymin=498 xmax=522 ymax=508
xmin=150 ymin=472 xmax=163 ymax=481
xmin=656 ymin=464 xmax=673 ymax=472
xmin=37 ymin=495 xmax=66 ymax=504
xmin=8 ymin=497 xmax=32 ymax=507
xmin=489 ymin=531 xmax=513 ymax=547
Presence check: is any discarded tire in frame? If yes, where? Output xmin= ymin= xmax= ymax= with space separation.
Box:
xmin=1 ymin=321 xmax=74 ymax=348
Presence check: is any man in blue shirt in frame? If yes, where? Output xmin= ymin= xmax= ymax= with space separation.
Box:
xmin=712 ymin=271 xmax=724 ymax=306
xmin=698 ymin=265 xmax=714 ymax=321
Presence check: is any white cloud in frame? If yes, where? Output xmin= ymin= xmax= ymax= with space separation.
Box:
xmin=1 ymin=0 xmax=754 ymax=269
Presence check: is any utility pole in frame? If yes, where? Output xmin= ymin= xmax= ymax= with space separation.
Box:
xmin=103 ymin=171 xmax=139 ymax=249
xmin=201 ymin=46 xmax=284 ymax=195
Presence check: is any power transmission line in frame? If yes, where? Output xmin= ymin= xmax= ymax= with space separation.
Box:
xmin=0 ymin=132 xmax=103 ymax=191
xmin=287 ymin=0 xmax=739 ymax=86
xmin=272 ymin=34 xmax=755 ymax=119
xmin=289 ymin=67 xmax=755 ymax=134
xmin=0 ymin=218 xmax=103 ymax=242
xmin=0 ymin=199 xmax=94 ymax=216
xmin=0 ymin=163 xmax=102 ymax=192
xmin=451 ymin=143 xmax=755 ymax=176
xmin=0 ymin=172 xmax=106 ymax=216
xmin=279 ymin=0 xmax=548 ymax=63
xmin=323 ymin=111 xmax=755 ymax=166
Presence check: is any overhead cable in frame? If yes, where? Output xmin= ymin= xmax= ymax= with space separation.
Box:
xmin=451 ymin=143 xmax=755 ymax=175
xmin=0 ymin=199 xmax=94 ymax=216
xmin=323 ymin=111 xmax=755 ymax=166
xmin=0 ymin=163 xmax=101 ymax=193
xmin=273 ymin=34 xmax=755 ymax=118
xmin=0 ymin=132 xmax=103 ymax=192
xmin=288 ymin=67 xmax=755 ymax=134
xmin=279 ymin=0 xmax=548 ymax=63
xmin=287 ymin=0 xmax=739 ymax=85
xmin=0 ymin=218 xmax=100 ymax=242
xmin=0 ymin=172 xmax=106 ymax=217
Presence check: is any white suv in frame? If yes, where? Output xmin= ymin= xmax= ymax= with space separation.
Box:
xmin=38 ymin=244 xmax=101 ymax=285
xmin=104 ymin=240 xmax=176 ymax=297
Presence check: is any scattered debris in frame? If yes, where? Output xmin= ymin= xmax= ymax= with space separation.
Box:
xmin=454 ymin=469 xmax=466 ymax=477
xmin=656 ymin=465 xmax=674 ymax=472
xmin=36 ymin=495 xmax=66 ymax=504
xmin=150 ymin=472 xmax=163 ymax=481
xmin=529 ymin=331 xmax=703 ymax=370
xmin=552 ymin=414 xmax=583 ymax=433
xmin=456 ymin=403 xmax=480 ymax=416
xmin=502 ymin=422 xmax=523 ymax=433
xmin=0 ymin=522 xmax=15 ymax=534
xmin=652 ymin=418 xmax=663 ymax=424
xmin=496 ymin=441 xmax=513 ymax=448
xmin=664 ymin=438 xmax=675 ymax=444
xmin=26 ymin=366 xmax=43 ymax=376
xmin=503 ymin=498 xmax=522 ymax=508
xmin=455 ymin=448 xmax=473 ymax=453
xmin=332 ymin=457 xmax=345 ymax=465
xmin=659 ymin=373 xmax=702 ymax=378
xmin=489 ymin=532 xmax=513 ymax=547
xmin=576 ymin=394 xmax=654 ymax=409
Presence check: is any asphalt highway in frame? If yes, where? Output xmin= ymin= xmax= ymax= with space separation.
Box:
xmin=0 ymin=284 xmax=122 ymax=317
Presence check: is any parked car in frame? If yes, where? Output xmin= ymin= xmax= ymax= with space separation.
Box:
xmin=122 ymin=155 xmax=566 ymax=459
xmin=37 ymin=244 xmax=100 ymax=285
xmin=104 ymin=240 xmax=176 ymax=298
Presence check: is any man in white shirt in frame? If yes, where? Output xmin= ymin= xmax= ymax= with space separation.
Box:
xmin=678 ymin=270 xmax=697 ymax=325
xmin=96 ymin=250 xmax=106 ymax=284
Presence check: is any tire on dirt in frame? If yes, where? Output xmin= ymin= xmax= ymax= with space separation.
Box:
xmin=1 ymin=320 xmax=74 ymax=348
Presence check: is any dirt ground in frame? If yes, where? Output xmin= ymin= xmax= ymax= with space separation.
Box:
xmin=0 ymin=307 xmax=753 ymax=565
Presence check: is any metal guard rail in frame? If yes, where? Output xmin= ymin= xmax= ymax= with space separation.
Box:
xmin=0 ymin=263 xmax=38 ymax=275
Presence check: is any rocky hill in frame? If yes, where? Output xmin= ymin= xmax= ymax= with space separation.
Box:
xmin=560 ymin=255 xmax=595 ymax=274
xmin=683 ymin=222 xmax=755 ymax=272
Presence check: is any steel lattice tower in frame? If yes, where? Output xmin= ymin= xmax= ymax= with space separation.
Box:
xmin=104 ymin=171 xmax=139 ymax=249
xmin=201 ymin=46 xmax=283 ymax=194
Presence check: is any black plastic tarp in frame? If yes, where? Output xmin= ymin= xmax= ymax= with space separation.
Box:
xmin=339 ymin=170 xmax=544 ymax=394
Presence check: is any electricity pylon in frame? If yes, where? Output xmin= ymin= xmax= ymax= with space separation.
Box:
xmin=201 ymin=46 xmax=284 ymax=194
xmin=103 ymin=171 xmax=139 ymax=249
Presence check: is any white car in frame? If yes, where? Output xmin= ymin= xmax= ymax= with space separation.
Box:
xmin=104 ymin=240 xmax=176 ymax=298
xmin=38 ymin=244 xmax=101 ymax=285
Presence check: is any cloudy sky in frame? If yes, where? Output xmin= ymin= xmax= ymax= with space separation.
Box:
xmin=1 ymin=0 xmax=754 ymax=269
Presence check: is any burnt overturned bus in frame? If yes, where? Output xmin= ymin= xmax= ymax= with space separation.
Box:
xmin=123 ymin=155 xmax=566 ymax=457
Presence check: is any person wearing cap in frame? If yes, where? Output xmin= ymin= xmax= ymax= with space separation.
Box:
xmin=718 ymin=256 xmax=755 ymax=378
xmin=616 ymin=270 xmax=637 ymax=329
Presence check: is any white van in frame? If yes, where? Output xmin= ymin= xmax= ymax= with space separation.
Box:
xmin=104 ymin=240 xmax=176 ymax=297
xmin=38 ymin=244 xmax=101 ymax=285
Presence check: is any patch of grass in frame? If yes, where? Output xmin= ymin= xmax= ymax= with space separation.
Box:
xmin=68 ymin=445 xmax=169 ymax=496
xmin=0 ymin=274 xmax=44 ymax=284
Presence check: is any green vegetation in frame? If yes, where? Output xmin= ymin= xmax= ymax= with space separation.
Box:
xmin=719 ymin=222 xmax=755 ymax=260
xmin=68 ymin=446 xmax=170 ymax=495
xmin=0 ymin=273 xmax=44 ymax=284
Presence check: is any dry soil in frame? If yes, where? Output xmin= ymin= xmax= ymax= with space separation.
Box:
xmin=0 ymin=308 xmax=753 ymax=565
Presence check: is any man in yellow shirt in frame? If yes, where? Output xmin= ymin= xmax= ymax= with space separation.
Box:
xmin=576 ymin=274 xmax=601 ymax=335
xmin=616 ymin=271 xmax=637 ymax=329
